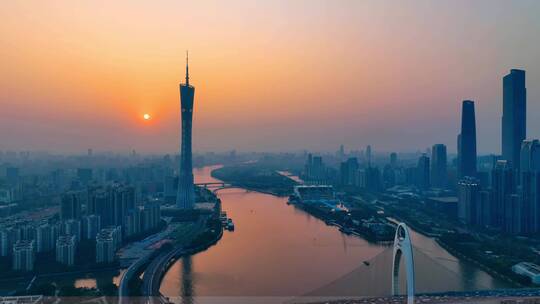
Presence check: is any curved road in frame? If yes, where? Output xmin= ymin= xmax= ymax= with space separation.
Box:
xmin=142 ymin=247 xmax=185 ymax=304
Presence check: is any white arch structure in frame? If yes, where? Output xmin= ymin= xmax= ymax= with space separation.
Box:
xmin=392 ymin=223 xmax=415 ymax=304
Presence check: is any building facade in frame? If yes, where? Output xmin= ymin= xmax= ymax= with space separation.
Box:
xmin=56 ymin=235 xmax=76 ymax=266
xmin=458 ymin=177 xmax=480 ymax=225
xmin=431 ymin=144 xmax=448 ymax=188
xmin=458 ymin=100 xmax=477 ymax=178
xmin=502 ymin=69 xmax=526 ymax=169
xmin=13 ymin=240 xmax=35 ymax=272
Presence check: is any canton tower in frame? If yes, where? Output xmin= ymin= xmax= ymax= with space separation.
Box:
xmin=176 ymin=52 xmax=195 ymax=209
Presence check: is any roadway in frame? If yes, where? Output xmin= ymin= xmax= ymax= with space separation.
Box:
xmin=118 ymin=250 xmax=158 ymax=304
xmin=142 ymin=246 xmax=185 ymax=304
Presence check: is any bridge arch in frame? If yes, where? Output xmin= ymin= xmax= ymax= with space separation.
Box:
xmin=392 ymin=223 xmax=415 ymax=304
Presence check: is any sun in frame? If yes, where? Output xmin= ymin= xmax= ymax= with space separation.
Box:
xmin=143 ymin=113 xmax=151 ymax=120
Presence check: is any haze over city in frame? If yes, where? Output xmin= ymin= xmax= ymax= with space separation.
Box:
xmin=2 ymin=0 xmax=540 ymax=153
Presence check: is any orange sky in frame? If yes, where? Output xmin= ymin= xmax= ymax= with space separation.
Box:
xmin=1 ymin=1 xmax=540 ymax=154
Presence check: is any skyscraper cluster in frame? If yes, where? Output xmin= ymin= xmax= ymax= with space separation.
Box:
xmin=456 ymin=69 xmax=540 ymax=234
xmin=303 ymin=153 xmax=328 ymax=184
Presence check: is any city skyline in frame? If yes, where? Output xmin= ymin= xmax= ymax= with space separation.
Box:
xmin=2 ymin=1 xmax=540 ymax=154
xmin=5 ymin=2 xmax=540 ymax=302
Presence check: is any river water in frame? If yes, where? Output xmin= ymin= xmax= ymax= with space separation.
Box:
xmin=159 ymin=165 xmax=511 ymax=302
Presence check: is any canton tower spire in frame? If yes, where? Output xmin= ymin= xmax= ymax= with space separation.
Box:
xmin=176 ymin=52 xmax=196 ymax=209
xmin=185 ymin=50 xmax=190 ymax=85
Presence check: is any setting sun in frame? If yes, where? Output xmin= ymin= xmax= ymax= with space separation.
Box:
xmin=143 ymin=113 xmax=151 ymax=120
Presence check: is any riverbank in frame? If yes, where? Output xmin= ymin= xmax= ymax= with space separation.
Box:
xmin=160 ymin=165 xmax=510 ymax=298
xmin=211 ymin=164 xmax=297 ymax=196
xmin=144 ymin=218 xmax=224 ymax=298
xmin=291 ymin=202 xmax=394 ymax=243
xmin=378 ymin=199 xmax=529 ymax=288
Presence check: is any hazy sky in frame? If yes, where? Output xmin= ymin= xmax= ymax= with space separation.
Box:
xmin=1 ymin=0 xmax=540 ymax=154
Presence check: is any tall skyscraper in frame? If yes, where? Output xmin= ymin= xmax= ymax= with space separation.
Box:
xmin=177 ymin=53 xmax=196 ymax=209
xmin=458 ymin=100 xmax=477 ymax=178
xmin=491 ymin=160 xmax=515 ymax=229
xmin=431 ymin=144 xmax=448 ymax=188
xmin=502 ymin=69 xmax=526 ymax=168
xmin=416 ymin=154 xmax=430 ymax=190
xmin=457 ymin=177 xmax=480 ymax=225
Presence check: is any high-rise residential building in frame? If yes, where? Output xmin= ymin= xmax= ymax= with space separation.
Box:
xmin=458 ymin=100 xmax=477 ymax=178
xmin=124 ymin=209 xmax=142 ymax=237
xmin=56 ymin=235 xmax=76 ymax=266
xmin=431 ymin=144 xmax=448 ymax=188
xmin=0 ymin=228 xmax=16 ymax=257
xmin=95 ymin=226 xmax=121 ymax=264
xmin=61 ymin=191 xmax=82 ymax=220
xmin=112 ymin=184 xmax=136 ymax=226
xmin=88 ymin=187 xmax=113 ymax=226
xmin=520 ymin=140 xmax=540 ymax=173
xmin=36 ymin=223 xmax=58 ymax=253
xmin=416 ymin=154 xmax=430 ymax=190
xmin=12 ymin=240 xmax=35 ymax=272
xmin=520 ymin=139 xmax=540 ymax=234
xmin=142 ymin=202 xmax=161 ymax=232
xmin=177 ymin=53 xmax=196 ymax=209
xmin=520 ymin=171 xmax=540 ymax=234
xmin=87 ymin=184 xmax=135 ymax=227
xmin=506 ymin=194 xmax=523 ymax=234
xmin=502 ymin=69 xmax=526 ymax=169
xmin=82 ymin=215 xmax=101 ymax=240
xmin=340 ymin=157 xmax=359 ymax=186
xmin=491 ymin=160 xmax=516 ymax=229
xmin=19 ymin=225 xmax=35 ymax=241
xmin=304 ymin=154 xmax=327 ymax=184
xmin=96 ymin=233 xmax=115 ymax=264
xmin=362 ymin=166 xmax=382 ymax=192
xmin=477 ymin=190 xmax=492 ymax=227
xmin=164 ymin=175 xmax=179 ymax=200
xmin=457 ymin=177 xmax=480 ymax=225
xmin=62 ymin=220 xmax=82 ymax=242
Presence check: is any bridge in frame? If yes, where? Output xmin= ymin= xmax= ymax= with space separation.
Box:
xmin=195 ymin=182 xmax=235 ymax=192
xmin=120 ymin=221 xmax=535 ymax=304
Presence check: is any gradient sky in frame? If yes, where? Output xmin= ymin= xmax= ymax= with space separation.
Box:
xmin=1 ymin=0 xmax=540 ymax=154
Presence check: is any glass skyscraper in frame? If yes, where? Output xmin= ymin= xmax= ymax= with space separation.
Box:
xmin=502 ymin=69 xmax=526 ymax=169
xmin=458 ymin=100 xmax=477 ymax=178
